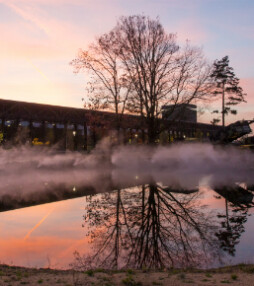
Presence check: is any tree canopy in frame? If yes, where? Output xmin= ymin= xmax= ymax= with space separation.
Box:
xmin=210 ymin=56 xmax=246 ymax=127
xmin=71 ymin=15 xmax=213 ymax=143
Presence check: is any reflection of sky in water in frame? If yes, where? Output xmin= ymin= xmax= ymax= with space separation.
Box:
xmin=0 ymin=198 xmax=89 ymax=269
xmin=0 ymin=186 xmax=253 ymax=269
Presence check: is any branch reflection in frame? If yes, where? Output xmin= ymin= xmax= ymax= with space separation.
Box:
xmin=80 ymin=184 xmax=222 ymax=269
xmin=215 ymin=185 xmax=254 ymax=256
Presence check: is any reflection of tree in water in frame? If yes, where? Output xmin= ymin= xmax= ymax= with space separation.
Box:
xmin=82 ymin=189 xmax=134 ymax=269
xmin=81 ymin=184 xmax=221 ymax=269
xmin=215 ymin=186 xmax=254 ymax=256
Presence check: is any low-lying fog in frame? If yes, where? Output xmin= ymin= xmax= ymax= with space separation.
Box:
xmin=0 ymin=141 xmax=253 ymax=199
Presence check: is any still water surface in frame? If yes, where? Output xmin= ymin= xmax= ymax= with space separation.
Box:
xmin=0 ymin=184 xmax=253 ymax=270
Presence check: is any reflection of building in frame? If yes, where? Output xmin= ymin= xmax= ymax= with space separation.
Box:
xmin=162 ymin=104 xmax=197 ymax=123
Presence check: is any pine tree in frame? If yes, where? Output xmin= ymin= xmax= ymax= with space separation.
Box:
xmin=210 ymin=56 xmax=246 ymax=127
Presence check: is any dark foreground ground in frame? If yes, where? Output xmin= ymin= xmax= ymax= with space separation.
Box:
xmin=0 ymin=264 xmax=254 ymax=286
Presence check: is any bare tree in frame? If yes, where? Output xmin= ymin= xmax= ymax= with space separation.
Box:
xmin=71 ymin=15 xmax=213 ymax=144
xmin=113 ymin=16 xmax=213 ymax=143
xmin=70 ymin=32 xmax=131 ymax=131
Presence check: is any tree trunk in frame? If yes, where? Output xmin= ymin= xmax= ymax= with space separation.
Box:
xmin=147 ymin=118 xmax=157 ymax=144
xmin=222 ymin=82 xmax=225 ymax=128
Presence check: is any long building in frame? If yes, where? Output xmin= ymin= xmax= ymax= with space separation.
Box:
xmin=0 ymin=98 xmax=221 ymax=150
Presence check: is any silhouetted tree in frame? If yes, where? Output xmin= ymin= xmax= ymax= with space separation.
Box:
xmin=215 ymin=186 xmax=253 ymax=256
xmin=71 ymin=15 xmax=213 ymax=144
xmin=115 ymin=16 xmax=213 ymax=143
xmin=79 ymin=184 xmax=221 ymax=270
xmin=82 ymin=189 xmax=134 ymax=269
xmin=126 ymin=184 xmax=220 ymax=268
xmin=210 ymin=56 xmax=246 ymax=127
xmin=71 ymin=32 xmax=131 ymax=132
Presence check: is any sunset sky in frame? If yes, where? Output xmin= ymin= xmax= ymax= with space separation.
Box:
xmin=0 ymin=0 xmax=253 ymax=124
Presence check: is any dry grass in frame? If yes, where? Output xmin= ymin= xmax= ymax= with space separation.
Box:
xmin=0 ymin=264 xmax=254 ymax=286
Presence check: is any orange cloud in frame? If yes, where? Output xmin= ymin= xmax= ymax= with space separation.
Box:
xmin=0 ymin=236 xmax=89 ymax=269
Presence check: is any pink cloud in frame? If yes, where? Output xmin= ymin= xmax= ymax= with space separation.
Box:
xmin=0 ymin=1 xmax=94 ymax=60
xmin=172 ymin=18 xmax=209 ymax=45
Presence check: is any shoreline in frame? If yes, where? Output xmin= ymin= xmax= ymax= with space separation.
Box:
xmin=1 ymin=263 xmax=254 ymax=286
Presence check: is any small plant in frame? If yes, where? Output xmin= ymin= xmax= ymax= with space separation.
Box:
xmin=95 ymin=268 xmax=105 ymax=273
xmin=16 ymin=271 xmax=22 ymax=280
xmin=221 ymin=280 xmax=230 ymax=284
xmin=101 ymin=276 xmax=111 ymax=282
xmin=243 ymin=266 xmax=254 ymax=273
xmin=127 ymin=269 xmax=134 ymax=275
xmin=205 ymin=273 xmax=212 ymax=278
xmin=122 ymin=275 xmax=142 ymax=286
xmin=103 ymin=282 xmax=114 ymax=286
xmin=177 ymin=273 xmax=186 ymax=280
xmin=37 ymin=279 xmax=43 ymax=284
xmin=84 ymin=269 xmax=94 ymax=276
xmin=231 ymin=274 xmax=238 ymax=280
xmin=152 ymin=282 xmax=162 ymax=285
xmin=168 ymin=269 xmax=181 ymax=276
xmin=0 ymin=270 xmax=4 ymax=276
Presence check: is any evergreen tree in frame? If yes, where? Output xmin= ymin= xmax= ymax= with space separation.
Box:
xmin=210 ymin=56 xmax=246 ymax=127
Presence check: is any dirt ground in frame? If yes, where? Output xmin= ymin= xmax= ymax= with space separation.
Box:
xmin=0 ymin=264 xmax=254 ymax=286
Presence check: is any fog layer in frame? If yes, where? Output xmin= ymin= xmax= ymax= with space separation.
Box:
xmin=0 ymin=142 xmax=253 ymax=198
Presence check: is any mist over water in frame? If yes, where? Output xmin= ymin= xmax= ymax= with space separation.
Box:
xmin=0 ymin=141 xmax=254 ymax=270
xmin=0 ymin=142 xmax=253 ymax=199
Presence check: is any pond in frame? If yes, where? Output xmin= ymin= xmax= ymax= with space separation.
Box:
xmin=0 ymin=144 xmax=254 ymax=270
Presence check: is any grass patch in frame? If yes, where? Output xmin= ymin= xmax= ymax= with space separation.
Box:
xmin=101 ymin=276 xmax=111 ymax=282
xmin=221 ymin=280 xmax=230 ymax=284
xmin=102 ymin=283 xmax=114 ymax=286
xmin=231 ymin=274 xmax=238 ymax=280
xmin=205 ymin=273 xmax=212 ymax=278
xmin=177 ymin=273 xmax=186 ymax=280
xmin=95 ymin=268 xmax=106 ymax=273
xmin=122 ymin=275 xmax=142 ymax=286
xmin=243 ymin=266 xmax=254 ymax=274
xmin=84 ymin=269 xmax=94 ymax=276
xmin=168 ymin=268 xmax=181 ymax=276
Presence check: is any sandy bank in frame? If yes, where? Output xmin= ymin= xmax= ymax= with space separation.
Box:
xmin=0 ymin=264 xmax=254 ymax=286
